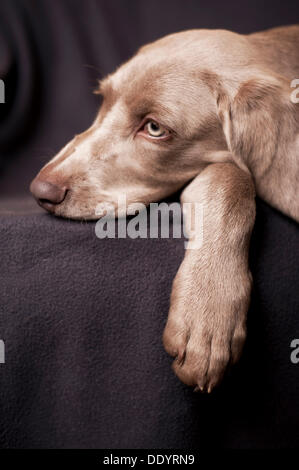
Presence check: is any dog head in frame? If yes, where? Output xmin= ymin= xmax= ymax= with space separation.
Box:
xmin=30 ymin=29 xmax=295 ymax=219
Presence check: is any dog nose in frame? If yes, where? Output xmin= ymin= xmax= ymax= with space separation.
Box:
xmin=30 ymin=178 xmax=67 ymax=212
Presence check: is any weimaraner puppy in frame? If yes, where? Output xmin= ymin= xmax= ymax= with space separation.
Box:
xmin=31 ymin=25 xmax=299 ymax=392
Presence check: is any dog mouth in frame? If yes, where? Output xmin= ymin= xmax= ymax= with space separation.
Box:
xmin=38 ymin=193 xmax=114 ymax=221
xmin=31 ymin=175 xmax=179 ymax=221
xmin=36 ymin=198 xmax=61 ymax=214
xmin=30 ymin=184 xmax=98 ymax=220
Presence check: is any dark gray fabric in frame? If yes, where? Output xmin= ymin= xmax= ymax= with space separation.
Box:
xmin=0 ymin=199 xmax=298 ymax=449
xmin=0 ymin=0 xmax=298 ymax=449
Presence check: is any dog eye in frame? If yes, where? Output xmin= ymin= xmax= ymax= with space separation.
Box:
xmin=145 ymin=121 xmax=168 ymax=138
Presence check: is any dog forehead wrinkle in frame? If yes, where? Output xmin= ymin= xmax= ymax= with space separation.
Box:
xmin=95 ymin=100 xmax=128 ymax=135
xmin=114 ymin=65 xmax=211 ymax=132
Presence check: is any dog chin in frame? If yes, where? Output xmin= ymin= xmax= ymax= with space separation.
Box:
xmin=54 ymin=205 xmax=99 ymax=221
xmin=53 ymin=197 xmax=149 ymax=221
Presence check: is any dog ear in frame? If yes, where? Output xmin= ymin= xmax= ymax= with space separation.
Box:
xmin=216 ymin=74 xmax=295 ymax=174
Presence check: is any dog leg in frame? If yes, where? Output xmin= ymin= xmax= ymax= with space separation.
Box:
xmin=163 ymin=162 xmax=256 ymax=392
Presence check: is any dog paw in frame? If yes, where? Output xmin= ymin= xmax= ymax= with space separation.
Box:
xmin=163 ymin=261 xmax=251 ymax=392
